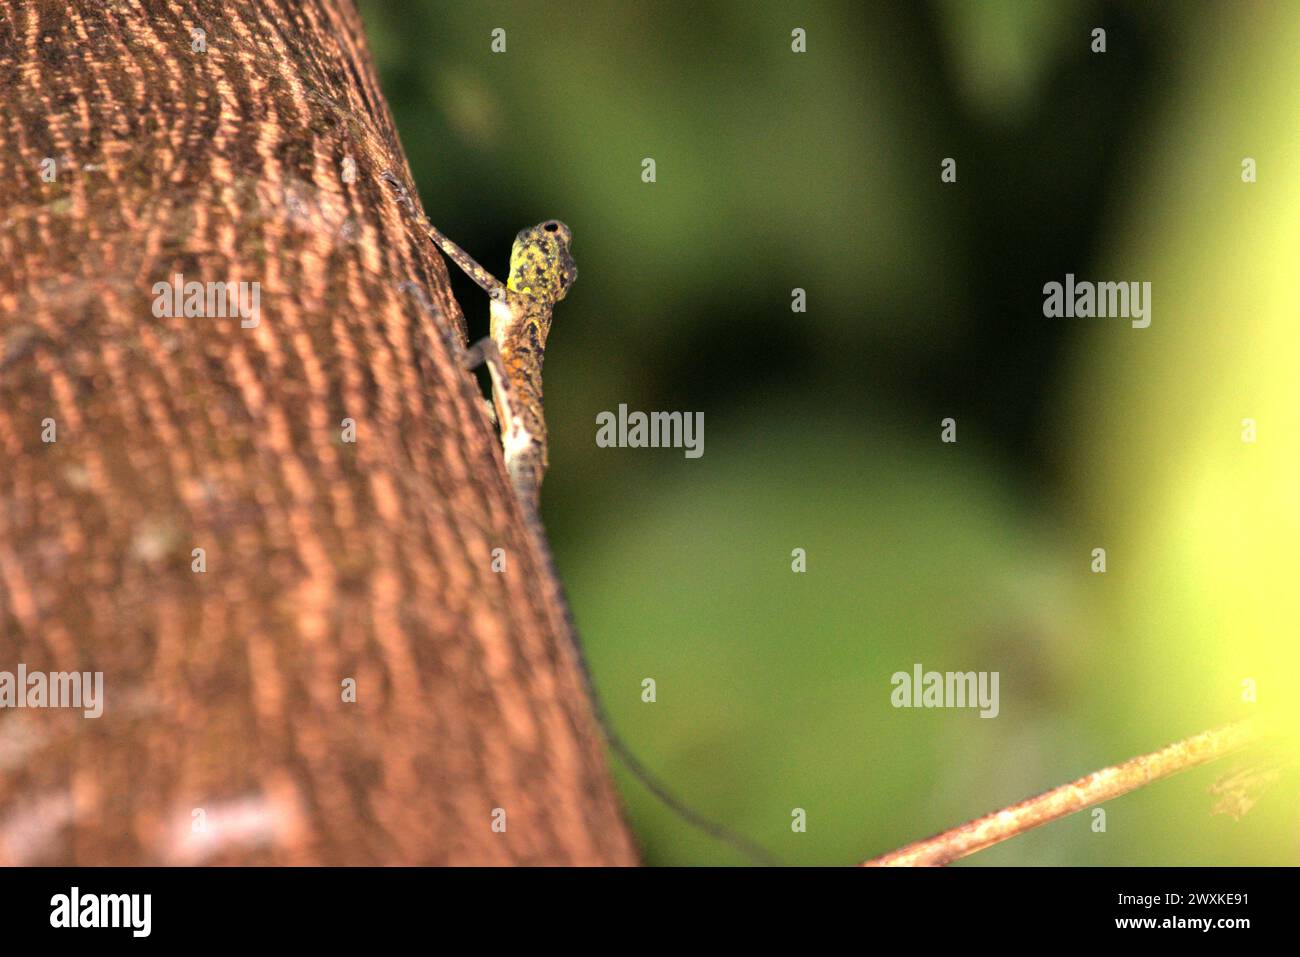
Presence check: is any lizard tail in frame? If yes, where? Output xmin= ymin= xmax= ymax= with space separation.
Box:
xmin=523 ymin=506 xmax=782 ymax=867
xmin=592 ymin=694 xmax=784 ymax=867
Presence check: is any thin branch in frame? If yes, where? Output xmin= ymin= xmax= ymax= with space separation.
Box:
xmin=861 ymin=719 xmax=1261 ymax=867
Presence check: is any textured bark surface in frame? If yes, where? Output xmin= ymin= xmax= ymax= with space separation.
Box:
xmin=0 ymin=0 xmax=637 ymax=865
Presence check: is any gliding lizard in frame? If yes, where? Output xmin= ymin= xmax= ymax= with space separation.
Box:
xmin=429 ymin=217 xmax=575 ymax=515
xmin=389 ymin=183 xmax=778 ymax=865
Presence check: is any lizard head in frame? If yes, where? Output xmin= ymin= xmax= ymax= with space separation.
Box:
xmin=507 ymin=220 xmax=577 ymax=305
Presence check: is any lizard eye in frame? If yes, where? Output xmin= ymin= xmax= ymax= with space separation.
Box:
xmin=543 ymin=221 xmax=560 ymax=232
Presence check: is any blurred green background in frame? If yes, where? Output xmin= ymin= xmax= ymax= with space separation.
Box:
xmin=358 ymin=0 xmax=1299 ymax=865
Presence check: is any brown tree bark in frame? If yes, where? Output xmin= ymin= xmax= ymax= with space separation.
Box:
xmin=0 ymin=0 xmax=637 ymax=865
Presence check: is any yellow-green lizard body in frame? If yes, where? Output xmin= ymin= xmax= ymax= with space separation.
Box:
xmin=423 ymin=219 xmax=575 ymax=514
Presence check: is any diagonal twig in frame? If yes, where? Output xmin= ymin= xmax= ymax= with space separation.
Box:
xmin=862 ymin=719 xmax=1261 ymax=867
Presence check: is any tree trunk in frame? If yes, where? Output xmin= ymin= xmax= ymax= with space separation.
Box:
xmin=0 ymin=0 xmax=637 ymax=865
